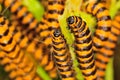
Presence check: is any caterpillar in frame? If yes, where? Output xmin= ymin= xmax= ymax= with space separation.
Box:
xmin=0 ymin=0 xmax=66 ymax=47
xmin=35 ymin=1 xmax=66 ymax=76
xmin=0 ymin=0 xmax=40 ymax=40
xmin=36 ymin=0 xmax=66 ymax=46
xmin=46 ymin=0 xmax=65 ymax=30
xmin=36 ymin=13 xmax=52 ymax=47
xmin=95 ymin=12 xmax=120 ymax=79
xmin=0 ymin=15 xmax=41 ymax=80
xmin=67 ymin=16 xmax=97 ymax=80
xmin=7 ymin=3 xmax=57 ymax=78
xmin=42 ymin=0 xmax=66 ymax=74
xmin=0 ymin=15 xmax=57 ymax=79
xmin=34 ymin=42 xmax=57 ymax=78
xmin=52 ymin=29 xmax=76 ymax=80
xmin=85 ymin=1 xmax=111 ymax=53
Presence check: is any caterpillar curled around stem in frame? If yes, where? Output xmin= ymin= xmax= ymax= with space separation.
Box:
xmin=67 ymin=16 xmax=97 ymax=80
xmin=52 ymin=29 xmax=76 ymax=80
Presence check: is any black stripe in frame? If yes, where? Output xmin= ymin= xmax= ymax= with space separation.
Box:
xmin=52 ymin=40 xmax=64 ymax=45
xmin=9 ymin=0 xmax=16 ymax=11
xmin=60 ymin=71 xmax=75 ymax=78
xmin=108 ymin=38 xmax=117 ymax=44
xmin=75 ymin=49 xmax=93 ymax=58
xmin=104 ymin=45 xmax=115 ymax=51
xmin=53 ymin=50 xmax=67 ymax=56
xmin=46 ymin=63 xmax=55 ymax=72
xmin=77 ymin=55 xmax=94 ymax=63
xmin=97 ymin=26 xmax=111 ymax=31
xmin=111 ymin=31 xmax=118 ymax=37
xmin=4 ymin=29 xmax=9 ymax=36
xmin=48 ymin=10 xmax=63 ymax=14
xmin=47 ymin=18 xmax=58 ymax=23
xmin=58 ymin=66 xmax=72 ymax=72
xmin=54 ymin=54 xmax=69 ymax=62
xmin=14 ymin=5 xmax=23 ymax=15
xmin=8 ymin=47 xmax=20 ymax=59
xmin=74 ymin=20 xmax=85 ymax=32
xmin=0 ymin=20 xmax=5 ymax=25
xmin=97 ymin=16 xmax=111 ymax=21
xmin=75 ymin=36 xmax=92 ymax=44
xmin=75 ymin=43 xmax=92 ymax=51
xmin=75 ymin=28 xmax=90 ymax=38
xmin=0 ymin=37 xmax=13 ymax=46
xmin=91 ymin=2 xmax=98 ymax=14
xmin=4 ymin=44 xmax=17 ymax=53
xmin=112 ymin=24 xmax=120 ymax=31
xmin=98 ymin=50 xmax=113 ymax=58
xmin=18 ymin=11 xmax=29 ymax=25
xmin=97 ymin=66 xmax=105 ymax=71
xmin=96 ymin=58 xmax=108 ymax=64
xmin=93 ymin=42 xmax=102 ymax=49
xmin=53 ymin=45 xmax=66 ymax=51
xmin=56 ymin=62 xmax=68 ymax=67
xmin=48 ymin=1 xmax=64 ymax=5
xmin=95 ymin=7 xmax=106 ymax=16
xmin=79 ymin=61 xmax=95 ymax=70
xmin=94 ymin=33 xmax=108 ymax=41
xmin=98 ymin=75 xmax=105 ymax=79
xmin=82 ymin=67 xmax=97 ymax=77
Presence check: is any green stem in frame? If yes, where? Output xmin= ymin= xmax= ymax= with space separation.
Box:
xmin=105 ymin=58 xmax=114 ymax=80
xmin=37 ymin=66 xmax=52 ymax=80
xmin=69 ymin=47 xmax=84 ymax=80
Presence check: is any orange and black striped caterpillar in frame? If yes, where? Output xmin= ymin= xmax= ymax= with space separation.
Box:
xmin=85 ymin=1 xmax=114 ymax=79
xmin=67 ymin=16 xmax=97 ymax=80
xmin=52 ymin=29 xmax=76 ymax=80
xmin=0 ymin=15 xmax=57 ymax=79
xmin=0 ymin=0 xmax=67 ymax=78
xmin=85 ymin=1 xmax=111 ymax=53
xmin=0 ymin=15 xmax=42 ymax=80
xmin=0 ymin=0 xmax=40 ymax=40
xmin=95 ymin=12 xmax=120 ymax=79
xmin=36 ymin=0 xmax=66 ymax=47
xmin=0 ymin=0 xmax=66 ymax=45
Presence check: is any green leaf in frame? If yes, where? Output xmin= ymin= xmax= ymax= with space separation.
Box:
xmin=22 ymin=0 xmax=44 ymax=21
xmin=110 ymin=0 xmax=120 ymax=19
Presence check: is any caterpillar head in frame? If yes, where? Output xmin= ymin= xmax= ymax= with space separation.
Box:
xmin=67 ymin=16 xmax=82 ymax=32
